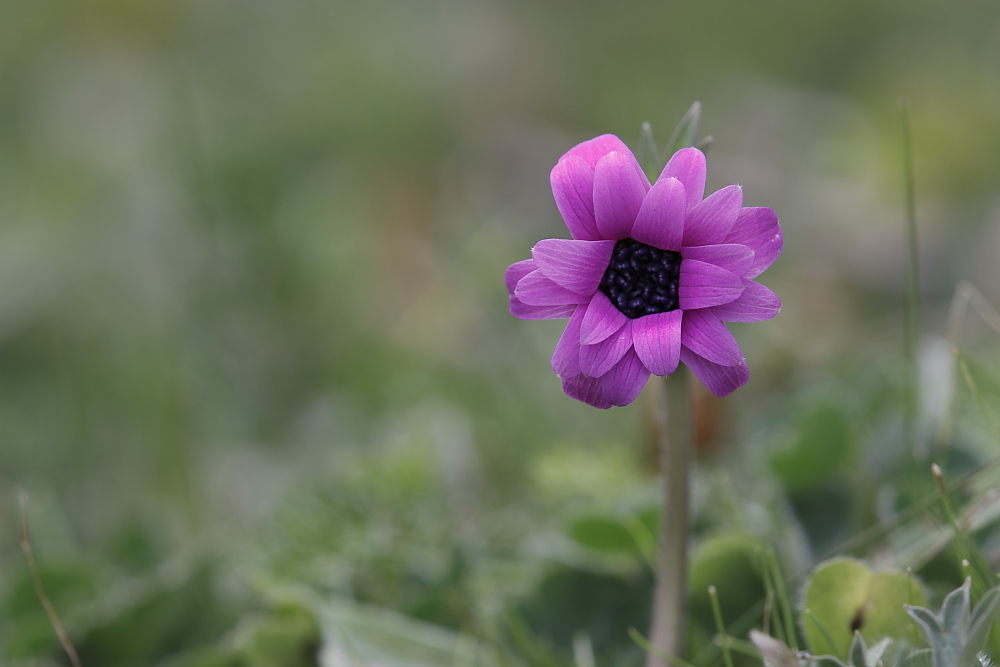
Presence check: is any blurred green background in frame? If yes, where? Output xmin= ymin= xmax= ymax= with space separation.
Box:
xmin=2 ymin=0 xmax=1000 ymax=665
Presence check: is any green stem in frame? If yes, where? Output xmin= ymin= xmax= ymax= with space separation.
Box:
xmin=708 ymin=586 xmax=735 ymax=667
xmin=766 ymin=546 xmax=796 ymax=650
xmin=900 ymin=103 xmax=920 ymax=454
xmin=647 ymin=370 xmax=692 ymax=667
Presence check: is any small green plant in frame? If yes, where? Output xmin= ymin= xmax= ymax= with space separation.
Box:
xmin=904 ymin=579 xmax=1000 ymax=667
xmin=751 ymin=629 xmax=890 ymax=667
xmin=753 ymin=578 xmax=1000 ymax=667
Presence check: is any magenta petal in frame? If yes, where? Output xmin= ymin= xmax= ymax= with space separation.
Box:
xmin=631 ymin=177 xmax=686 ymax=251
xmin=601 ymin=349 xmax=652 ymax=406
xmin=659 ymin=147 xmax=706 ymax=212
xmin=680 ymin=347 xmax=749 ymax=397
xmin=552 ymin=306 xmax=585 ymax=377
xmin=681 ymin=244 xmax=754 ymax=277
xmin=515 ymin=271 xmax=590 ymax=306
xmin=680 ymin=309 xmax=744 ymax=366
xmin=678 ymin=259 xmax=744 ymax=309
xmin=562 ymin=134 xmax=632 ymax=170
xmin=632 ymin=311 xmax=682 ymax=376
xmin=580 ymin=291 xmax=628 ymax=345
xmin=511 ymin=301 xmax=578 ymax=320
xmin=505 ymin=259 xmax=535 ymax=293
xmin=562 ymin=374 xmax=612 ymax=409
xmin=532 ymin=239 xmax=615 ymax=294
xmin=551 ymin=156 xmax=600 ymax=241
xmin=711 ymin=280 xmax=780 ymax=322
xmin=682 ymin=185 xmax=743 ymax=247
xmin=593 ymin=151 xmax=650 ymax=240
xmin=507 ymin=260 xmax=578 ymax=319
xmin=724 ymin=207 xmax=783 ymax=278
xmin=579 ymin=320 xmax=633 ymax=378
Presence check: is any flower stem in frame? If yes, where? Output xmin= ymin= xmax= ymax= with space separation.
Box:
xmin=647 ymin=369 xmax=692 ymax=667
xmin=900 ymin=103 xmax=920 ymax=454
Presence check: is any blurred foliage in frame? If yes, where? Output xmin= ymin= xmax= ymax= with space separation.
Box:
xmin=802 ymin=559 xmax=926 ymax=658
xmin=1 ymin=0 xmax=1000 ymax=665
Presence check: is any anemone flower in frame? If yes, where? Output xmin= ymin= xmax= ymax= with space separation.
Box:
xmin=505 ymin=135 xmax=782 ymax=408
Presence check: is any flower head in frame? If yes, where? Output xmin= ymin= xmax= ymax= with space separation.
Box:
xmin=505 ymin=134 xmax=782 ymax=408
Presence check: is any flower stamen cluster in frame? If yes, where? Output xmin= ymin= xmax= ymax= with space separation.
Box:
xmin=599 ymin=239 xmax=681 ymax=318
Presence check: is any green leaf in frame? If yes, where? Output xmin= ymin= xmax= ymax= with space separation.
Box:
xmin=770 ymin=405 xmax=850 ymax=492
xmin=941 ymin=580 xmax=972 ymax=633
xmin=313 ymin=595 xmax=493 ymax=666
xmin=967 ymin=586 xmax=1000 ymax=648
xmin=1 ymin=562 xmax=100 ymax=658
xmin=73 ymin=560 xmax=235 ymax=665
xmin=898 ymin=649 xmax=933 ymax=667
xmin=234 ymin=605 xmax=321 ymax=667
xmin=803 ymin=558 xmax=926 ymax=659
xmin=638 ymin=122 xmax=662 ymax=180
xmin=665 ymin=102 xmax=702 ymax=156
xmin=955 ymin=585 xmax=1000 ymax=667
xmin=688 ymin=534 xmax=767 ymax=630
xmin=847 ymin=632 xmax=892 ymax=667
xmin=568 ymin=516 xmax=637 ymax=553
xmin=904 ymin=579 xmax=1000 ymax=667
xmin=847 ymin=632 xmax=867 ymax=667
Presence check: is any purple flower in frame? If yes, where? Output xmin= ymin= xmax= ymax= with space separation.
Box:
xmin=505 ymin=134 xmax=782 ymax=408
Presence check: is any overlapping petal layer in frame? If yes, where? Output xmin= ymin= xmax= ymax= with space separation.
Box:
xmin=532 ymin=239 xmax=615 ymax=294
xmin=580 ymin=291 xmax=628 ymax=346
xmin=678 ymin=259 xmax=744 ymax=310
xmin=711 ymin=280 xmax=780 ymax=323
xmin=632 ymin=311 xmax=682 ymax=376
xmin=593 ymin=151 xmax=649 ymax=239
xmin=660 ymin=147 xmax=706 ymax=211
xmin=682 ymin=185 xmax=743 ymax=247
xmin=514 ymin=271 xmax=589 ymax=307
xmin=579 ymin=320 xmax=633 ymax=378
xmin=551 ymin=157 xmax=600 ymax=241
xmin=505 ymin=260 xmax=578 ymax=320
xmin=724 ymin=207 xmax=783 ymax=278
xmin=631 ymin=177 xmax=686 ymax=251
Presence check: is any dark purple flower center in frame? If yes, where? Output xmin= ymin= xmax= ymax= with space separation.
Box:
xmin=599 ymin=238 xmax=681 ymax=319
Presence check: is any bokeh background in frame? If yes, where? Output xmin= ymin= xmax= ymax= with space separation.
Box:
xmin=2 ymin=1 xmax=1000 ymax=665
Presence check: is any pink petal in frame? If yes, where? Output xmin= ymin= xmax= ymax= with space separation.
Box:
xmin=678 ymin=259 xmax=744 ymax=310
xmin=680 ymin=244 xmax=754 ymax=277
xmin=562 ymin=374 xmax=612 ymax=409
xmin=507 ymin=260 xmax=579 ymax=319
xmin=579 ymin=320 xmax=633 ymax=378
xmin=551 ymin=156 xmax=600 ymax=241
xmin=561 ymin=134 xmax=632 ymax=170
xmin=680 ymin=347 xmax=749 ymax=397
xmin=723 ymin=207 xmax=783 ymax=279
xmin=680 ymin=308 xmax=744 ymax=367
xmin=551 ymin=306 xmax=585 ymax=377
xmin=580 ymin=291 xmax=628 ymax=345
xmin=515 ymin=271 xmax=591 ymax=306
xmin=711 ymin=280 xmax=780 ymax=322
xmin=505 ymin=259 xmax=535 ymax=293
xmin=632 ymin=310 xmax=682 ymax=376
xmin=682 ymin=185 xmax=743 ymax=247
xmin=532 ymin=239 xmax=615 ymax=294
xmin=593 ymin=151 xmax=650 ymax=240
xmin=601 ymin=349 xmax=652 ymax=407
xmin=659 ymin=147 xmax=706 ymax=212
xmin=631 ymin=177 xmax=686 ymax=251
xmin=511 ymin=300 xmax=578 ymax=320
